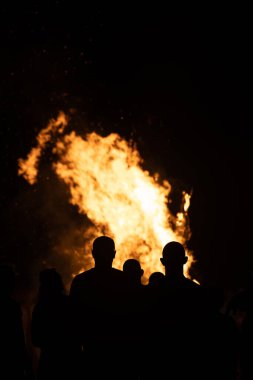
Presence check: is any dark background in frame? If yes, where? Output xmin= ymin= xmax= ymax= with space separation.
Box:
xmin=0 ymin=3 xmax=252 ymax=295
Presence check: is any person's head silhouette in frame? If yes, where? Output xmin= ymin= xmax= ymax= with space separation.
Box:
xmin=123 ymin=259 xmax=144 ymax=287
xmin=92 ymin=236 xmax=116 ymax=269
xmin=160 ymin=241 xmax=188 ymax=277
xmin=148 ymin=271 xmax=164 ymax=288
xmin=38 ymin=268 xmax=64 ymax=299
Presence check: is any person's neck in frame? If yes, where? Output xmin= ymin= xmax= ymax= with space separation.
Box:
xmin=95 ymin=264 xmax=112 ymax=271
xmin=165 ymin=270 xmax=184 ymax=279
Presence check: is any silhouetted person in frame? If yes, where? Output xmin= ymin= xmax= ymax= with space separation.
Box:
xmin=159 ymin=241 xmax=200 ymax=330
xmin=31 ymin=268 xmax=79 ymax=380
xmin=122 ymin=259 xmax=146 ymax=378
xmin=0 ymin=263 xmax=32 ymax=379
xmin=159 ymin=242 xmax=237 ymax=379
xmin=160 ymin=242 xmax=236 ymax=379
xmin=144 ymin=241 xmax=202 ymax=379
xmin=70 ymin=236 xmax=128 ymax=379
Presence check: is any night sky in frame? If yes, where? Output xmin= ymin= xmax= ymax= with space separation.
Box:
xmin=0 ymin=3 xmax=252 ymax=295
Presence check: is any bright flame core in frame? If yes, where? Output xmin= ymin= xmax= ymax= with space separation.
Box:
xmin=18 ymin=112 xmax=195 ymax=283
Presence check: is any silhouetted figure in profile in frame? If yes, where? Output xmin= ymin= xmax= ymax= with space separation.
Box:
xmin=0 ymin=263 xmax=32 ymax=379
xmin=70 ymin=236 xmax=128 ymax=379
xmin=31 ymin=268 xmax=79 ymax=380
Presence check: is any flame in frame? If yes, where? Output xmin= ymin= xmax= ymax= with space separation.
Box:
xmin=18 ymin=111 xmax=195 ymax=283
xmin=18 ymin=112 xmax=68 ymax=184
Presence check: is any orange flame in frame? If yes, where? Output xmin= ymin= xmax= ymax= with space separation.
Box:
xmin=18 ymin=112 xmax=68 ymax=184
xmin=18 ymin=111 xmax=195 ymax=283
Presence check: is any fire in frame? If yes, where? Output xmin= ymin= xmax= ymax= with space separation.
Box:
xmin=18 ymin=112 xmax=68 ymax=184
xmin=18 ymin=111 xmax=196 ymax=283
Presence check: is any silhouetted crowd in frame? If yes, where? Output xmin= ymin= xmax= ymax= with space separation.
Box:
xmin=1 ymin=236 xmax=253 ymax=379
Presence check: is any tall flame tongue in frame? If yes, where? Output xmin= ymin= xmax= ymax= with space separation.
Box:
xmin=18 ymin=112 xmax=68 ymax=184
xmin=18 ymin=112 xmax=194 ymax=283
